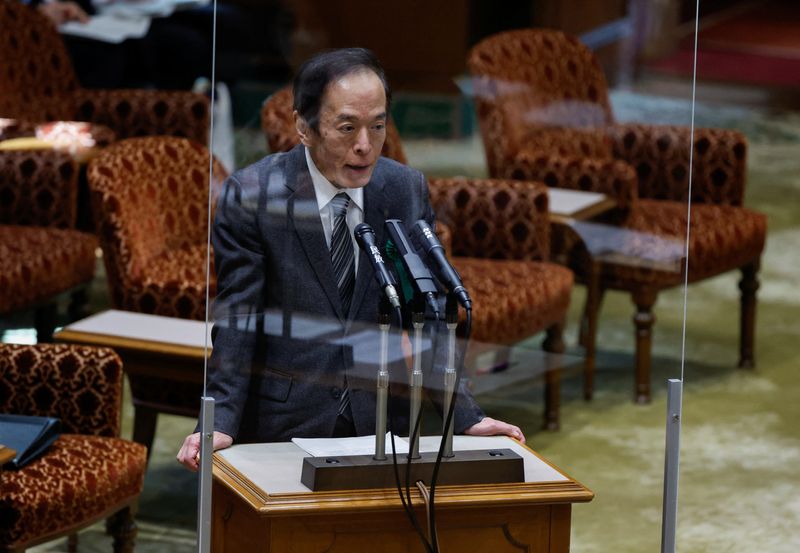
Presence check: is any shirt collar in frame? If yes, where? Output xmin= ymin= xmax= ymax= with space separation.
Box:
xmin=305 ymin=146 xmax=364 ymax=212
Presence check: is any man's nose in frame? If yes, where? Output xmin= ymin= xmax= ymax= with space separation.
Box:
xmin=353 ymin=127 xmax=371 ymax=155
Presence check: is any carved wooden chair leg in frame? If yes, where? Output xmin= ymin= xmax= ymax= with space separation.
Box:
xmin=67 ymin=533 xmax=78 ymax=553
xmin=738 ymin=258 xmax=760 ymax=369
xmin=580 ymin=261 xmax=604 ymax=401
xmin=542 ymin=319 xmax=566 ymax=431
xmin=107 ymin=505 xmax=138 ymax=553
xmin=632 ymin=288 xmax=658 ymax=404
xmin=33 ymin=302 xmax=58 ymax=343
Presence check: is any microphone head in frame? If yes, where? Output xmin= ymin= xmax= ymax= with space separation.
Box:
xmin=410 ymin=219 xmax=442 ymax=254
xmin=354 ymin=222 xmax=373 ymax=238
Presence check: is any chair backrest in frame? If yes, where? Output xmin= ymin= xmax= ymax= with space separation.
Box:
xmin=0 ymin=343 xmax=123 ymax=437
xmin=428 ymin=177 xmax=550 ymax=262
xmin=0 ymin=0 xmax=79 ymax=122
xmin=260 ymin=86 xmax=409 ymax=165
xmin=87 ymin=136 xmax=227 ymax=306
xmin=0 ymin=150 xmax=79 ymax=228
xmin=468 ymin=29 xmax=615 ymax=176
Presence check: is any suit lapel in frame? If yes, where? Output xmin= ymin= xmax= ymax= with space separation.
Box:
xmin=285 ymin=147 xmax=344 ymax=320
xmin=348 ymin=174 xmax=387 ymax=321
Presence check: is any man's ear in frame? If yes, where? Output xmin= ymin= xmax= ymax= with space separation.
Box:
xmin=294 ymin=111 xmax=312 ymax=147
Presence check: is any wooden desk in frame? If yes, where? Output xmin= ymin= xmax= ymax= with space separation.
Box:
xmin=54 ymin=310 xmax=209 ymax=456
xmin=546 ymin=188 xmax=617 ymax=225
xmin=211 ymin=436 xmax=593 ymax=552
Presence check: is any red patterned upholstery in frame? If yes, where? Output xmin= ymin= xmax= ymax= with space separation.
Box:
xmin=0 ymin=344 xmax=147 ymax=551
xmin=261 ymin=86 xmax=408 ymax=164
xmin=0 ymin=344 xmax=123 ymax=436
xmin=428 ymin=177 xmax=573 ymax=345
xmin=454 ymin=257 xmax=573 ymax=345
xmin=469 ymin=29 xmax=767 ymax=402
xmin=0 ymin=150 xmax=80 ymax=229
xmin=0 ymin=147 xmax=97 ymax=333
xmin=0 ymin=0 xmax=209 ymax=143
xmin=87 ymin=137 xmax=227 ymax=320
xmin=0 ymin=225 xmax=97 ymax=315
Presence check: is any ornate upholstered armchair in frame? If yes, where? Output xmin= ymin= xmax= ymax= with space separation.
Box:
xmin=87 ymin=136 xmax=227 ymax=320
xmin=468 ymin=29 xmax=768 ymax=402
xmin=0 ymin=0 xmax=209 ymax=144
xmin=0 ymin=150 xmax=98 ymax=339
xmin=0 ymin=343 xmax=147 ymax=552
xmin=260 ymin=88 xmax=574 ymax=429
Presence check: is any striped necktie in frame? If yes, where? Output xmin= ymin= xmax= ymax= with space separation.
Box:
xmin=329 ymin=193 xmax=355 ymax=419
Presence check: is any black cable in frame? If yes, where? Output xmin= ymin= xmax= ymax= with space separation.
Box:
xmin=387 ymin=305 xmax=434 ymax=553
xmin=428 ymin=307 xmax=472 ymax=551
xmin=403 ymin=303 xmax=430 ymax=541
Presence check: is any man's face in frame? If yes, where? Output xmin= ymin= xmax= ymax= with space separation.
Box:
xmin=296 ymin=70 xmax=387 ymax=189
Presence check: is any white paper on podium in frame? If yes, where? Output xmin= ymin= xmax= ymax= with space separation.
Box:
xmin=292 ymin=434 xmax=409 ymax=458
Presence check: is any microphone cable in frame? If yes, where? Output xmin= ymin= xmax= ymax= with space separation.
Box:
xmin=427 ymin=306 xmax=472 ymax=552
xmin=386 ymin=305 xmax=435 ymax=553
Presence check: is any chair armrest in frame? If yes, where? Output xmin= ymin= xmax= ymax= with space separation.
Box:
xmin=72 ymin=89 xmax=210 ymax=144
xmin=498 ymin=150 xmax=638 ymax=214
xmin=0 ymin=344 xmax=123 ymax=437
xmin=0 ymin=150 xmax=79 ymax=228
xmin=428 ymin=177 xmax=551 ymax=261
xmin=608 ymin=123 xmax=748 ymax=206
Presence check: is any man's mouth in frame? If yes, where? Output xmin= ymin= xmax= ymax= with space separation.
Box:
xmin=346 ymin=164 xmax=371 ymax=172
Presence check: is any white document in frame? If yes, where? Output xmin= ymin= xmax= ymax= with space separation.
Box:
xmin=60 ymin=15 xmax=150 ymax=44
xmin=96 ymin=0 xmax=209 ymax=19
xmin=292 ymin=434 xmax=409 ymax=458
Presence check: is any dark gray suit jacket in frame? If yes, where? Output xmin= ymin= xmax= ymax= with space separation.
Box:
xmin=206 ymin=145 xmax=484 ymax=443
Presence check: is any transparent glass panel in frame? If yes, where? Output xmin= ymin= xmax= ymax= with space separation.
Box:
xmin=0 ymin=0 xmax=219 ymax=550
xmin=183 ymin=2 xmax=703 ymax=552
xmin=676 ymin=1 xmax=798 ymax=551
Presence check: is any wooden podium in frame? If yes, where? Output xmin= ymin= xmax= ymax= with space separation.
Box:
xmin=211 ymin=436 xmax=593 ymax=552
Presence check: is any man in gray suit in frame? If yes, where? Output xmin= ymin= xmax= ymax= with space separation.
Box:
xmin=178 ymin=48 xmax=524 ymax=470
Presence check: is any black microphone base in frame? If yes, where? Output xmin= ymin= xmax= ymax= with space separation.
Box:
xmin=301 ymin=448 xmax=524 ymax=492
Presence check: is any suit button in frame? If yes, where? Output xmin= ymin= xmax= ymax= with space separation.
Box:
xmin=331 ymin=387 xmax=341 ymax=399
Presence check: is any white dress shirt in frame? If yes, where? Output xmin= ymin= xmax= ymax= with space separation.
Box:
xmin=305 ymin=146 xmax=363 ymax=274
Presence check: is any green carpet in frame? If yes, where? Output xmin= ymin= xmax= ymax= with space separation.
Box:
xmin=19 ymin=90 xmax=800 ymax=552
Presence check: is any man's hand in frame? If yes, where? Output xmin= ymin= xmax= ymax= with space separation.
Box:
xmin=176 ymin=431 xmax=233 ymax=472
xmin=464 ymin=417 xmax=526 ymax=444
xmin=38 ymin=2 xmax=89 ymax=26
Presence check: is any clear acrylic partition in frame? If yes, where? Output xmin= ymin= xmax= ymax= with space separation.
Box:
xmin=183 ymin=2 xmax=704 ymax=552
xmin=676 ymin=1 xmax=798 ymax=552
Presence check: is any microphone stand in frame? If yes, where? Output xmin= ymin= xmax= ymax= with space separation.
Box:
xmin=374 ymin=297 xmax=392 ymax=461
xmin=409 ymin=294 xmax=425 ymax=460
xmin=441 ymin=293 xmax=458 ymax=458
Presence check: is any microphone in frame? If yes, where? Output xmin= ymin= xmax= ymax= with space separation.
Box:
xmin=354 ymin=223 xmax=401 ymax=309
xmin=410 ymin=220 xmax=472 ymax=310
xmin=384 ymin=219 xmax=439 ymax=316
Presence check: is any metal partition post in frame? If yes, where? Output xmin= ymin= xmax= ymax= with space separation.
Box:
xmin=661 ymin=379 xmax=683 ymax=553
xmin=197 ymin=397 xmax=215 ymax=553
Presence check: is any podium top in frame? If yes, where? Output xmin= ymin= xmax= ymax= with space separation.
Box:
xmin=213 ymin=436 xmax=593 ymax=515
